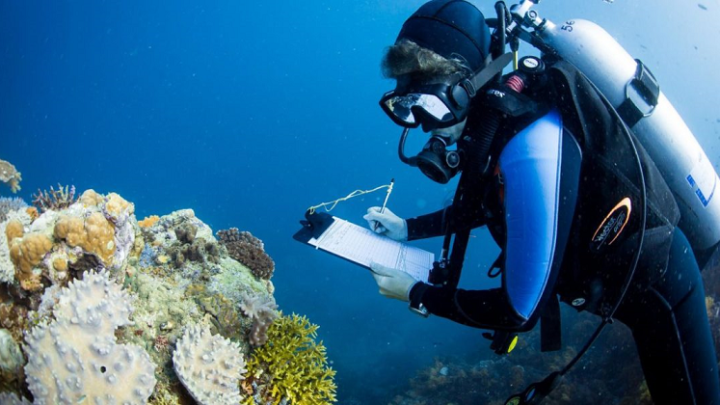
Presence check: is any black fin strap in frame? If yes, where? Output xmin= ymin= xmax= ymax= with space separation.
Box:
xmin=540 ymin=294 xmax=562 ymax=352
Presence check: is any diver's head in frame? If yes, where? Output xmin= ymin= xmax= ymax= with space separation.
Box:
xmin=381 ymin=0 xmax=491 ymax=183
xmin=380 ymin=0 xmax=491 ymax=132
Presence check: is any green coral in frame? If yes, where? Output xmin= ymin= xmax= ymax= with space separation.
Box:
xmin=243 ymin=313 xmax=337 ymax=405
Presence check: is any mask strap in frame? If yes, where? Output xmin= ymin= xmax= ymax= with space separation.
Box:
xmin=460 ymin=52 xmax=514 ymax=97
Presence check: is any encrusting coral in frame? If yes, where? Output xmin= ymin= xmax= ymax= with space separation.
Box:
xmin=242 ymin=313 xmax=337 ymax=405
xmin=24 ymin=269 xmax=157 ymax=404
xmin=217 ymin=228 xmax=275 ymax=280
xmin=172 ymin=322 xmax=247 ymax=405
xmin=0 ymin=159 xmax=22 ymax=193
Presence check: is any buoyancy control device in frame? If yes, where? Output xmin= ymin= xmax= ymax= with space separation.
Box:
xmin=524 ymin=8 xmax=720 ymax=253
xmin=481 ymin=3 xmax=720 ymax=404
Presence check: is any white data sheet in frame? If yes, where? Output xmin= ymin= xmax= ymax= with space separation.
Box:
xmin=308 ymin=216 xmax=433 ymax=282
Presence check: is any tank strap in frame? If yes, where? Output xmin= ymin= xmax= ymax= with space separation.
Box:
xmin=616 ymin=59 xmax=660 ymax=127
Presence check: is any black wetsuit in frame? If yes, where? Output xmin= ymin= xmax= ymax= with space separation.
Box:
xmin=405 ymin=60 xmax=720 ymax=404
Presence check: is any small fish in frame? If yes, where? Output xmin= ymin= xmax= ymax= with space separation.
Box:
xmin=698 ymin=3 xmax=708 ymax=10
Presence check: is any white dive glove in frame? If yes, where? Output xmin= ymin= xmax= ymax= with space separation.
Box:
xmin=369 ymin=262 xmax=419 ymax=302
xmin=363 ymin=207 xmax=408 ymax=241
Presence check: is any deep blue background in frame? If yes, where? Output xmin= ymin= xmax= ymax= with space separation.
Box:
xmin=2 ymin=1 xmax=719 ymax=402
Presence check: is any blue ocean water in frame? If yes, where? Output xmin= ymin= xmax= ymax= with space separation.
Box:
xmin=1 ymin=1 xmax=719 ymax=403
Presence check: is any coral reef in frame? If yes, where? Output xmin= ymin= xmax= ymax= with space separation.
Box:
xmin=218 ymin=228 xmax=275 ymax=280
xmin=0 ymin=159 xmax=21 ymax=193
xmin=0 ymin=189 xmax=332 ymax=404
xmin=243 ymin=313 xmax=337 ymax=405
xmin=24 ymin=269 xmax=157 ymax=404
xmin=0 ymin=197 xmax=28 ymax=223
xmin=172 ymin=322 xmax=247 ymax=405
xmin=31 ymin=184 xmax=77 ymax=213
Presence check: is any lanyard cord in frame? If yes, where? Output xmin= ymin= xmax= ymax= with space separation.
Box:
xmin=307 ymin=180 xmax=394 ymax=214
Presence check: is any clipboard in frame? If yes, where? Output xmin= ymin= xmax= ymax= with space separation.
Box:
xmin=293 ymin=211 xmax=433 ymax=282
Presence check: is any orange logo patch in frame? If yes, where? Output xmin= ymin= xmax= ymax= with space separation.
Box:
xmin=590 ymin=197 xmax=632 ymax=251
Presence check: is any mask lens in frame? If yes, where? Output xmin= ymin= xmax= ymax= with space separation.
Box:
xmin=381 ymin=93 xmax=453 ymax=128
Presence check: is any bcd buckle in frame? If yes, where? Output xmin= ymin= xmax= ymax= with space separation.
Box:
xmin=482 ymin=330 xmax=519 ymax=355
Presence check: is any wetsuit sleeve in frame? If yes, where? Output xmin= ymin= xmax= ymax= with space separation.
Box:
xmin=406 ymin=210 xmax=446 ymax=241
xmin=410 ymin=110 xmax=581 ymax=331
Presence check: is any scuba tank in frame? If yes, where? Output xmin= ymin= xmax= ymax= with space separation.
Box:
xmin=534 ymin=18 xmax=720 ymax=252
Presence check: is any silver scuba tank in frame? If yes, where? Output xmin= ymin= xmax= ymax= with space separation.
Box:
xmin=536 ymin=18 xmax=720 ymax=251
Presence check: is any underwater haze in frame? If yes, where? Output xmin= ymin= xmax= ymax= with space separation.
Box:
xmin=2 ymin=0 xmax=720 ymax=403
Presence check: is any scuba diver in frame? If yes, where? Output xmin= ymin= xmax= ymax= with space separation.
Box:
xmin=363 ymin=0 xmax=720 ymax=403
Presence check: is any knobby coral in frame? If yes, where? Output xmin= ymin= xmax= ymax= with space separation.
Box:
xmin=0 ymin=159 xmax=21 ymax=193
xmin=243 ymin=313 xmax=337 ymax=405
xmin=23 ymin=269 xmax=157 ymax=404
xmin=217 ymin=228 xmax=275 ymax=280
xmin=172 ymin=322 xmax=247 ymax=405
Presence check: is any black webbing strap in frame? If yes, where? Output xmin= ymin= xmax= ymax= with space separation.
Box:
xmin=616 ymin=59 xmax=660 ymax=127
xmin=540 ymin=294 xmax=562 ymax=352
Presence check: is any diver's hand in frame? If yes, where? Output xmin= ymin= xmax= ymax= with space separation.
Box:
xmin=364 ymin=207 xmax=408 ymax=241
xmin=369 ymin=262 xmax=419 ymax=302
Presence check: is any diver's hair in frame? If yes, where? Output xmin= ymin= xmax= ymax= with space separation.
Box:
xmin=381 ymin=40 xmax=471 ymax=80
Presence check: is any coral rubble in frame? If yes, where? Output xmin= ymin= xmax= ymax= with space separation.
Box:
xmin=0 ymin=189 xmax=335 ymax=404
xmin=0 ymin=159 xmax=21 ymax=193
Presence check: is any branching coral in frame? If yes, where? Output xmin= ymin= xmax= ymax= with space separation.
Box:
xmin=243 ymin=313 xmax=337 ymax=405
xmin=31 ymin=184 xmax=77 ymax=213
xmin=0 ymin=159 xmax=21 ymax=193
xmin=217 ymin=228 xmax=275 ymax=280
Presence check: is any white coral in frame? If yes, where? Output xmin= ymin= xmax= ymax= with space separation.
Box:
xmin=172 ymin=323 xmax=246 ymax=405
xmin=23 ymin=269 xmax=156 ymax=405
xmin=239 ymin=290 xmax=278 ymax=320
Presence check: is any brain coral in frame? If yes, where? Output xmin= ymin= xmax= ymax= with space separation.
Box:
xmin=23 ymin=269 xmax=156 ymax=404
xmin=173 ymin=322 xmax=247 ymax=405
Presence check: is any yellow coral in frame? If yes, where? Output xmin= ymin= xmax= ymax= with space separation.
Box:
xmin=243 ymin=313 xmax=337 ymax=405
xmin=26 ymin=207 xmax=39 ymax=221
xmin=5 ymin=219 xmax=23 ymax=242
xmin=0 ymin=159 xmax=21 ymax=193
xmin=52 ymin=256 xmax=68 ymax=272
xmin=105 ymin=192 xmax=134 ymax=220
xmin=9 ymin=233 xmax=53 ymax=291
xmin=79 ymin=189 xmax=104 ymax=207
xmin=138 ymin=215 xmax=160 ymax=228
xmin=54 ymin=212 xmax=116 ymax=266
